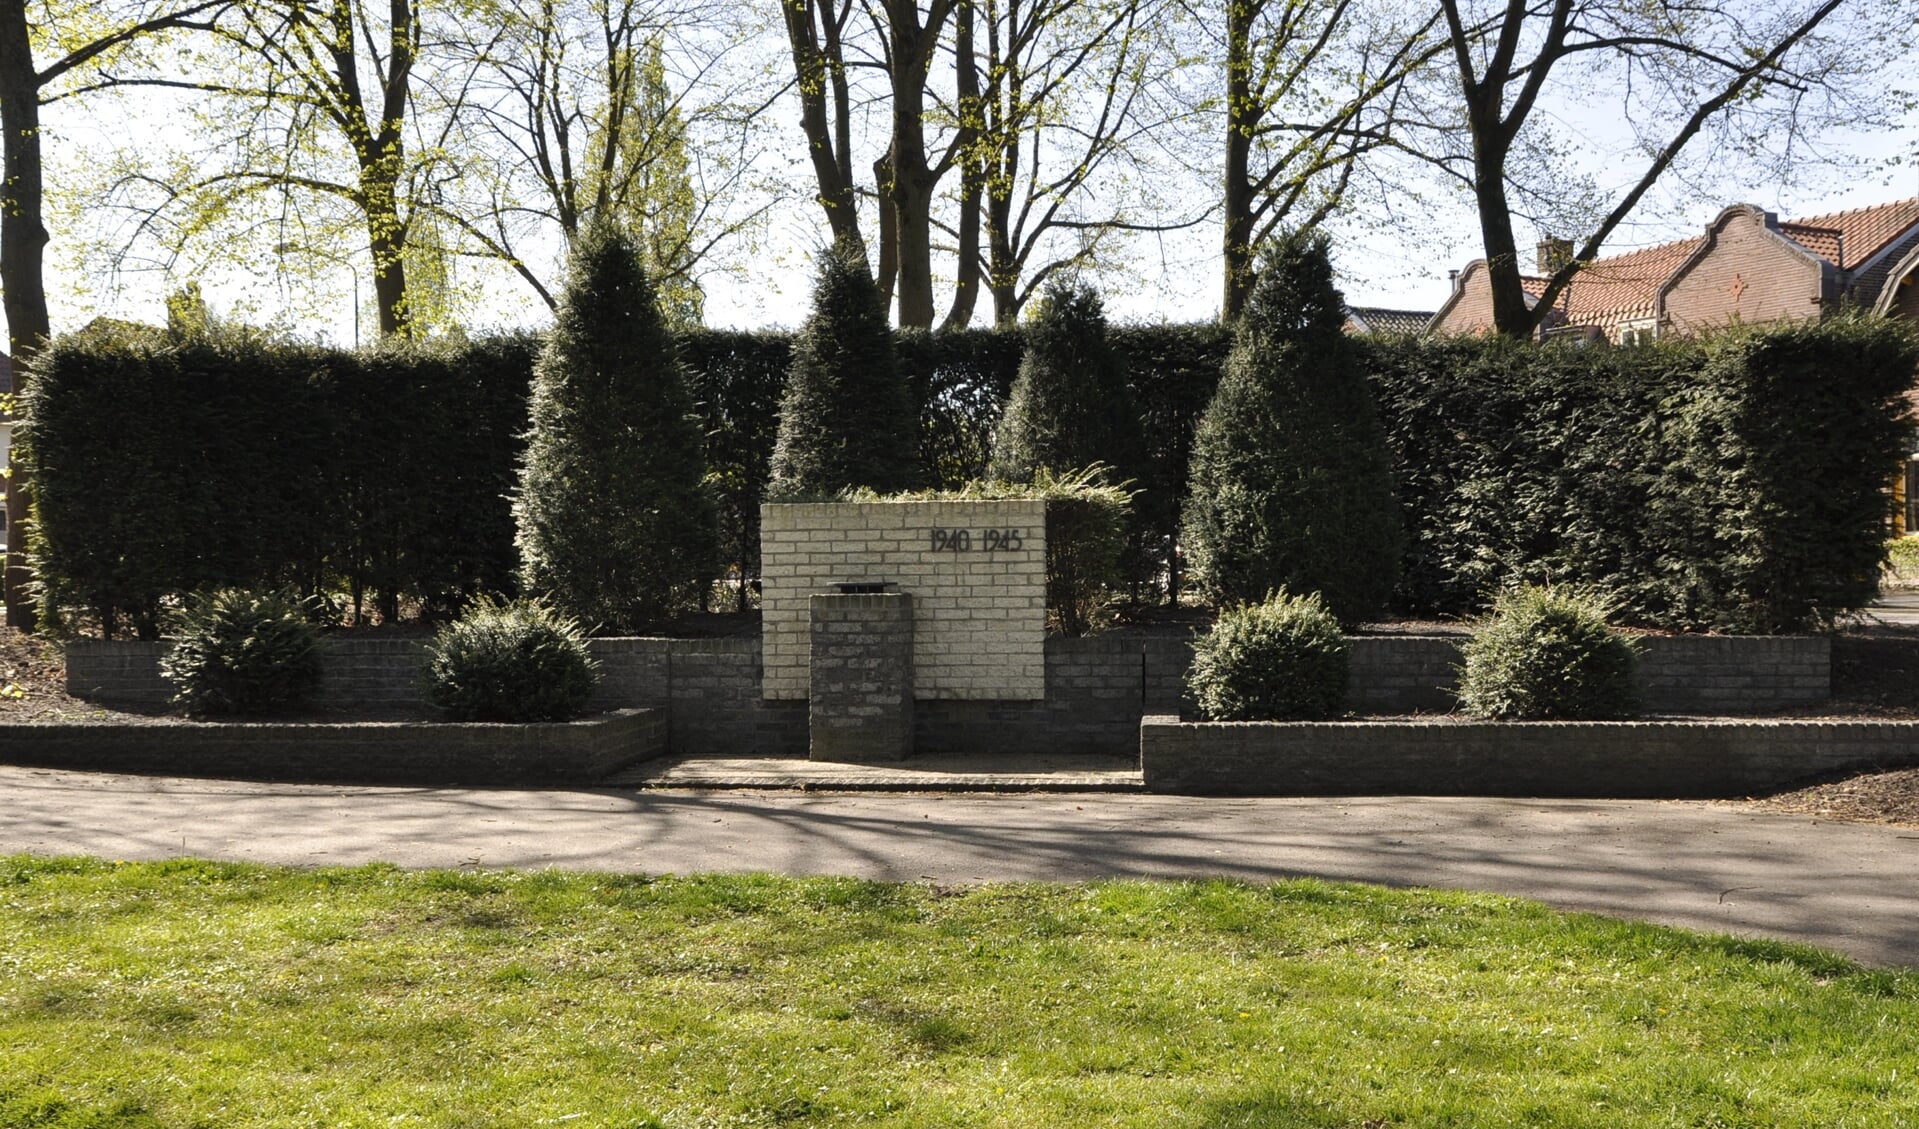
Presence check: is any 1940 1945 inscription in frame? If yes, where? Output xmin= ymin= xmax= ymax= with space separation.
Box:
xmin=929 ymin=528 xmax=1026 ymax=552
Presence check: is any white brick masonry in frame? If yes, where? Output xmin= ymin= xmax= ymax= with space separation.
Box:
xmin=761 ymin=500 xmax=1047 ymax=700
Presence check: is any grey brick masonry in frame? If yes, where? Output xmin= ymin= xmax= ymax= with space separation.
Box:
xmin=63 ymin=630 xmax=1832 ymax=759
xmin=760 ymin=500 xmax=1047 ymax=700
xmin=1140 ymin=715 xmax=1919 ymax=798
xmin=809 ymin=592 xmax=915 ymax=762
xmin=1 ymin=708 xmax=664 ymax=786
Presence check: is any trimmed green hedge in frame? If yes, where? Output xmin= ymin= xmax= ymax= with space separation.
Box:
xmin=24 ymin=314 xmax=1908 ymax=637
xmin=1365 ymin=316 xmax=1917 ymax=632
xmin=679 ymin=331 xmax=792 ymax=610
xmin=25 ymin=331 xmax=535 ymax=638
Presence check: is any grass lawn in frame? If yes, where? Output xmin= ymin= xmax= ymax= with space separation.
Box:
xmin=2 ymin=857 xmax=1915 ymax=1128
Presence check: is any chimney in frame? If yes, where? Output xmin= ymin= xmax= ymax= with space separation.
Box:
xmin=1536 ymin=236 xmax=1573 ymax=274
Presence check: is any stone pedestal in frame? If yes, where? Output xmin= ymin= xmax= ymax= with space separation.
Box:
xmin=809 ymin=591 xmax=915 ymax=762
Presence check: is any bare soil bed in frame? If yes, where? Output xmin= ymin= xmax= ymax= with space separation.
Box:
xmin=0 ymin=626 xmax=112 ymax=724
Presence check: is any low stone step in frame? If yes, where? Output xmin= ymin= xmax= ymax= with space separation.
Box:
xmin=612 ymin=752 xmax=1143 ymax=793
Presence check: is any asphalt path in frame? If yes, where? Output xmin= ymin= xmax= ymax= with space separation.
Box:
xmin=5 ymin=764 xmax=1919 ymax=967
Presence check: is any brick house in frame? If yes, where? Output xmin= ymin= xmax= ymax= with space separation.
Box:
xmin=1431 ymin=198 xmax=1919 ymax=342
xmin=1430 ymin=198 xmax=1919 ymax=531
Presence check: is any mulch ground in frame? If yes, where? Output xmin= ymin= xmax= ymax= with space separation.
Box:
xmin=10 ymin=621 xmax=1919 ymax=827
xmin=1750 ymin=766 xmax=1919 ymax=827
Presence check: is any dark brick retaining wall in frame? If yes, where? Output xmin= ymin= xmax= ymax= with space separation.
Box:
xmin=588 ymin=639 xmax=807 ymax=758
xmin=1141 ymin=715 xmax=1919 ymax=798
xmin=64 ymin=631 xmax=1832 ymax=758
xmin=63 ymin=639 xmax=173 ymax=704
xmin=1635 ymin=635 xmax=1830 ymax=714
xmin=0 ymin=709 xmax=665 ymax=786
xmin=1348 ymin=637 xmax=1462 ymax=713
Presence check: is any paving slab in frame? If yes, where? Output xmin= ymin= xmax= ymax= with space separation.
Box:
xmin=1870 ymin=590 xmax=1919 ymax=627
xmin=611 ymin=752 xmax=1144 ymax=792
xmin=3 ymin=764 xmax=1918 ymax=968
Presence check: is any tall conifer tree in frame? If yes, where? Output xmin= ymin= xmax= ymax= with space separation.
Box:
xmin=989 ymin=281 xmax=1141 ymax=483
xmin=515 ymin=224 xmax=717 ymax=629
xmin=767 ymin=242 xmax=918 ymax=498
xmin=1182 ymin=230 xmax=1402 ymax=622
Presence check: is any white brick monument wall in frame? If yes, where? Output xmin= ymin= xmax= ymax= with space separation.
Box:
xmin=760 ymin=500 xmax=1047 ymax=700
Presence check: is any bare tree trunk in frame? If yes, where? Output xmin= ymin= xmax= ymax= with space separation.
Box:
xmin=883 ymin=0 xmax=951 ymax=330
xmin=363 ymin=184 xmax=412 ymax=336
xmin=985 ymin=2 xmax=1020 ymax=328
xmin=782 ymin=0 xmax=868 ymax=262
xmin=1457 ymin=77 xmax=1531 ymax=336
xmin=941 ymin=0 xmax=982 ymax=331
xmin=1473 ymin=157 xmax=1533 ymax=337
xmin=987 ymin=191 xmax=1018 ymax=326
xmin=943 ymin=169 xmax=982 ymax=330
xmin=339 ymin=0 xmax=417 ymax=336
xmin=1220 ymin=0 xmax=1255 ymax=322
xmin=0 ymin=0 xmax=48 ymax=628
xmin=873 ymin=151 xmax=899 ymax=310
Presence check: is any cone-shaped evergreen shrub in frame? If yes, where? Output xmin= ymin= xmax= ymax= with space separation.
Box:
xmin=1457 ymin=586 xmax=1639 ymax=719
xmin=989 ymin=281 xmax=1142 ymax=483
xmin=514 ymin=225 xmax=718 ymax=631
xmin=767 ymin=241 xmax=919 ymax=498
xmin=1186 ymin=589 xmax=1347 ymax=720
xmin=1182 ymin=231 xmax=1402 ymax=622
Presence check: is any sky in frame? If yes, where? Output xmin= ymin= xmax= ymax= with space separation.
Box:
xmin=32 ymin=15 xmax=1919 ymax=343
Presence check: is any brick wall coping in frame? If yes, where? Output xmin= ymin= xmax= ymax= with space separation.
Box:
xmin=0 ymin=708 xmax=666 ymax=787
xmin=1140 ymin=714 xmax=1918 ymax=799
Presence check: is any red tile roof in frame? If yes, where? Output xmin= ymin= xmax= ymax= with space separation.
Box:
xmin=1778 ymin=223 xmax=1843 ymax=263
xmin=1784 ymin=198 xmax=1919 ymax=268
xmin=1537 ymin=238 xmax=1705 ymax=324
xmin=1523 ymin=197 xmax=1919 ymax=332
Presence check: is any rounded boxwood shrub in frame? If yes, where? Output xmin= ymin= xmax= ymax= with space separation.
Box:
xmin=161 ymin=588 xmax=323 ymax=717
xmin=1187 ymin=589 xmax=1348 ymax=720
xmin=1458 ymin=587 xmax=1639 ymax=720
xmin=422 ymin=597 xmax=600 ymax=722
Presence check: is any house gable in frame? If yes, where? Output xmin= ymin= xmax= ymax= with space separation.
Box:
xmin=1429 ymin=260 xmax=1551 ymax=336
xmin=1870 ymin=240 xmax=1919 ymax=320
xmin=1428 ymin=197 xmax=1919 ymax=342
xmin=1661 ymin=205 xmax=1828 ymax=336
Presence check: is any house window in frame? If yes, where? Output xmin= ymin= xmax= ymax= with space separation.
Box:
xmin=1618 ymin=319 xmax=1657 ymax=347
